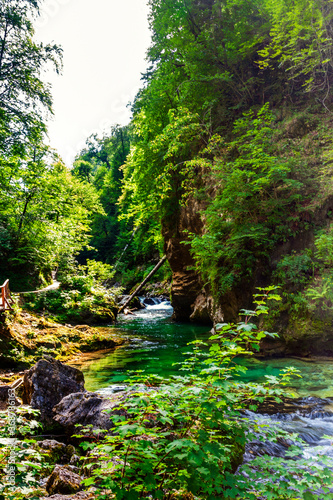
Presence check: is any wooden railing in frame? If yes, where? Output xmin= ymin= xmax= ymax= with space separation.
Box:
xmin=0 ymin=280 xmax=13 ymax=311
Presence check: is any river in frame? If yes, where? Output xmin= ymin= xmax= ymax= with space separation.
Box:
xmin=73 ymin=299 xmax=333 ymax=473
xmin=76 ymin=299 xmax=333 ymax=399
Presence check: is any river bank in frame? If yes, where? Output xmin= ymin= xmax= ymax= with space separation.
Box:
xmin=0 ymin=309 xmax=124 ymax=384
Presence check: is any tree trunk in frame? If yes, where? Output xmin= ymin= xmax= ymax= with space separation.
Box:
xmin=118 ymin=255 xmax=167 ymax=313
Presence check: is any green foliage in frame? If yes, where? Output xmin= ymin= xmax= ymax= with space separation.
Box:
xmin=0 ymin=0 xmax=103 ymax=289
xmin=314 ymin=224 xmax=333 ymax=266
xmin=0 ymin=0 xmax=62 ymax=154
xmin=259 ymin=0 xmax=333 ymax=105
xmin=0 ymin=407 xmax=45 ymax=500
xmin=304 ymin=273 xmax=333 ymax=312
xmin=74 ymin=126 xmax=132 ymax=264
xmin=269 ymin=225 xmax=333 ymax=320
xmin=190 ymin=104 xmax=304 ymax=296
xmin=0 ymin=157 xmax=103 ymax=290
xmin=75 ymin=288 xmax=333 ymax=499
xmin=273 ymin=251 xmax=314 ymax=291
xmin=24 ymin=260 xmax=119 ymax=324
xmin=73 ymin=126 xmax=168 ymax=287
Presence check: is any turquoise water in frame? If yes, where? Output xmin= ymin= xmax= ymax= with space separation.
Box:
xmin=76 ymin=306 xmax=209 ymax=391
xmin=74 ymin=303 xmax=333 ymax=398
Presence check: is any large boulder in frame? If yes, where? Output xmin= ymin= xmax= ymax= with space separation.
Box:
xmin=45 ymin=465 xmax=83 ymax=495
xmin=22 ymin=357 xmax=85 ymax=423
xmin=53 ymin=391 xmax=127 ymax=437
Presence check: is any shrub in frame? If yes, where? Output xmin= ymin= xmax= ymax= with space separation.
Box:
xmin=23 ymin=260 xmax=120 ymax=324
xmin=78 ymin=288 xmax=333 ymax=499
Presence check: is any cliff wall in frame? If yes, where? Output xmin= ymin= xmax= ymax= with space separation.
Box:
xmin=163 ymin=110 xmax=333 ymax=356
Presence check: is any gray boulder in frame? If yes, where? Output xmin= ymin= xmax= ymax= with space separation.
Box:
xmin=53 ymin=391 xmax=127 ymax=437
xmin=35 ymin=439 xmax=76 ymax=465
xmin=46 ymin=465 xmax=83 ymax=495
xmin=22 ymin=357 xmax=85 ymax=423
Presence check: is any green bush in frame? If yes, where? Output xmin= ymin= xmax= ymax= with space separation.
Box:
xmin=24 ymin=261 xmax=119 ymax=324
xmin=273 ymin=251 xmax=314 ymax=291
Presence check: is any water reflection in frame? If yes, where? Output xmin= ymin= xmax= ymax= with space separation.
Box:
xmin=239 ymin=357 xmax=333 ymax=399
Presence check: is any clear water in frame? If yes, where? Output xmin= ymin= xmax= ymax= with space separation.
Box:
xmin=74 ymin=300 xmax=333 ymax=399
xmin=72 ymin=300 xmax=333 ymax=468
xmin=76 ymin=302 xmax=209 ymax=392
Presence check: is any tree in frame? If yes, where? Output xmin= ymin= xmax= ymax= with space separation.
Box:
xmin=74 ymin=126 xmax=132 ymax=264
xmin=259 ymin=0 xmax=333 ymax=108
xmin=0 ymin=0 xmax=62 ymax=155
xmin=0 ymin=149 xmax=104 ymax=290
xmin=0 ymin=0 xmax=101 ymax=290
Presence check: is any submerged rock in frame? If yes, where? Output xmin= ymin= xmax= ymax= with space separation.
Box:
xmin=53 ymin=391 xmax=127 ymax=436
xmin=22 ymin=357 xmax=85 ymax=423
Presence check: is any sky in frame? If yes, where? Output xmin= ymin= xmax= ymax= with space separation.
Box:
xmin=35 ymin=0 xmax=152 ymax=166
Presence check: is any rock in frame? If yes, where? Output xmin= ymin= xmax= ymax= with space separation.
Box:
xmin=170 ymin=272 xmax=202 ymax=321
xmin=79 ymin=306 xmax=116 ymax=325
xmin=22 ymin=357 xmax=85 ymax=423
xmin=42 ymin=493 xmax=95 ymax=500
xmin=53 ymin=391 xmax=127 ymax=436
xmin=35 ymin=440 xmax=76 ymax=465
xmin=0 ymin=385 xmax=20 ymax=410
xmin=142 ymin=297 xmax=156 ymax=306
xmin=46 ymin=465 xmax=83 ymax=495
xmin=118 ymin=295 xmax=143 ymax=310
xmin=162 ymin=199 xmax=205 ymax=321
xmin=189 ymin=292 xmax=224 ymax=325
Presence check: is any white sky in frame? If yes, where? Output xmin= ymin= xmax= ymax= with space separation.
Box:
xmin=35 ymin=0 xmax=151 ymax=167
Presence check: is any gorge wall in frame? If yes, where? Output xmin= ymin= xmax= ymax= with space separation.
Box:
xmin=163 ymin=111 xmax=333 ymax=357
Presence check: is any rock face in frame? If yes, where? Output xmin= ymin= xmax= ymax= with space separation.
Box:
xmin=46 ymin=465 xmax=83 ymax=495
xmin=53 ymin=391 xmax=126 ymax=436
xmin=162 ymin=198 xmax=254 ymax=324
xmin=189 ymin=292 xmax=225 ymax=325
xmin=162 ymin=202 xmax=204 ymax=321
xmin=163 ymin=182 xmax=333 ymax=356
xmin=22 ymin=357 xmax=85 ymax=423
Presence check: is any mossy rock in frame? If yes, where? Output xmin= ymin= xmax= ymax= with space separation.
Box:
xmin=36 ymin=440 xmax=76 ymax=465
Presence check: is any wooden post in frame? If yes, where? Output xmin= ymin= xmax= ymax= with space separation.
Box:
xmin=1 ymin=283 xmax=5 ymax=310
xmin=118 ymin=255 xmax=167 ymax=314
xmin=0 ymin=280 xmax=12 ymax=310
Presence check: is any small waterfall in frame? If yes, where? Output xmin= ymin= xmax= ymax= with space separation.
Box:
xmin=140 ymin=296 xmax=172 ymax=310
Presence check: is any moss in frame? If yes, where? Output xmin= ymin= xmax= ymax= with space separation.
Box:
xmin=0 ymin=311 xmax=124 ymax=374
xmin=35 ymin=440 xmax=77 ymax=466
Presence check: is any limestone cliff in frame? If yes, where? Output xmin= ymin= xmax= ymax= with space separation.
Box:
xmin=163 ymin=111 xmax=333 ymax=356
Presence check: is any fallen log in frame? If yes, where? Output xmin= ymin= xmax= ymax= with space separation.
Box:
xmin=118 ymin=255 xmax=167 ymax=314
